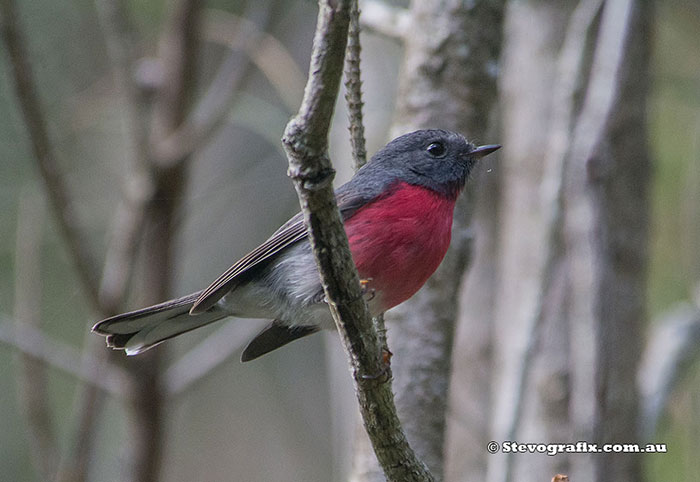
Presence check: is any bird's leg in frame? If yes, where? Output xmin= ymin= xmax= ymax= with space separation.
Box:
xmin=360 ymin=347 xmax=393 ymax=382
xmin=316 ymin=277 xmax=375 ymax=304
xmin=359 ymin=278 xmax=375 ymax=302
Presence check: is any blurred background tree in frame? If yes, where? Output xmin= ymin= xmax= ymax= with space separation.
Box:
xmin=0 ymin=1 xmax=698 ymax=482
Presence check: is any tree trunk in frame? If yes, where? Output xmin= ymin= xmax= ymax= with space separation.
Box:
xmin=482 ymin=1 xmax=652 ymax=482
xmin=569 ymin=2 xmax=651 ymax=480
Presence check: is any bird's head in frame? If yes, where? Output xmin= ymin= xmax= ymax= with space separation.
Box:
xmin=369 ymin=129 xmax=500 ymax=198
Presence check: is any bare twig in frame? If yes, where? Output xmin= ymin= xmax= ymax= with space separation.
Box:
xmin=13 ymin=189 xmax=58 ymax=480
xmin=283 ymin=1 xmax=432 ymax=480
xmin=345 ymin=0 xmax=367 ymax=170
xmin=0 ymin=0 xmax=101 ymax=308
xmin=359 ymin=0 xmax=410 ymax=41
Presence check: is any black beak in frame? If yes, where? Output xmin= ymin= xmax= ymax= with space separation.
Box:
xmin=471 ymin=144 xmax=501 ymax=158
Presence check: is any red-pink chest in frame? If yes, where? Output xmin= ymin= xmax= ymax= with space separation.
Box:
xmin=344 ymin=182 xmax=456 ymax=312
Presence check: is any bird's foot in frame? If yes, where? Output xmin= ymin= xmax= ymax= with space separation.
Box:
xmin=315 ymin=278 xmax=375 ymax=305
xmin=359 ymin=278 xmax=375 ymax=302
xmin=360 ymin=347 xmax=393 ymax=383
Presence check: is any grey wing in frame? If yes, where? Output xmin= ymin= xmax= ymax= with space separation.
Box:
xmin=189 ymin=180 xmax=385 ymax=315
xmin=190 ymin=215 xmax=307 ymax=314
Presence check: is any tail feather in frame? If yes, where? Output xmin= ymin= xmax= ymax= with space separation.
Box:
xmin=93 ymin=292 xmax=228 ymax=355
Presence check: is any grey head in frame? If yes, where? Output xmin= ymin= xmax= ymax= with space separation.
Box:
xmin=351 ymin=129 xmax=500 ymax=199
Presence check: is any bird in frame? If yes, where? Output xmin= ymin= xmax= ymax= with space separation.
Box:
xmin=92 ymin=129 xmax=500 ymax=361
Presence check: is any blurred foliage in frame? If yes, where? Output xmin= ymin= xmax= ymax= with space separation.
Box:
xmin=649 ymin=2 xmax=700 ymax=314
xmin=647 ymin=2 xmax=700 ymax=481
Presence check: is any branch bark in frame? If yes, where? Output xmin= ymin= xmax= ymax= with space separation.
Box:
xmin=283 ymin=1 xmax=433 ymax=480
xmin=565 ymin=3 xmax=651 ymax=481
xmin=345 ymin=0 xmax=368 ymax=170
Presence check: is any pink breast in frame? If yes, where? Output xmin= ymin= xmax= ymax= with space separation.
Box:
xmin=345 ymin=182 xmax=456 ymax=312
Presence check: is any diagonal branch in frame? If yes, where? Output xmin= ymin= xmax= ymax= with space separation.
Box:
xmin=282 ymin=1 xmax=433 ymax=480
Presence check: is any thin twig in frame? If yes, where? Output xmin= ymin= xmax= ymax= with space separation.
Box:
xmin=13 ymin=189 xmax=58 ymax=480
xmin=343 ymin=5 xmax=389 ymax=476
xmin=282 ymin=1 xmax=433 ymax=480
xmin=345 ymin=0 xmax=367 ymax=170
xmin=0 ymin=0 xmax=101 ymax=308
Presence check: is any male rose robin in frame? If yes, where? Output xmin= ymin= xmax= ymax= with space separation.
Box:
xmin=93 ymin=129 xmax=500 ymax=361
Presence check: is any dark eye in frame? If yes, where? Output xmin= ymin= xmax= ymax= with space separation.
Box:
xmin=426 ymin=141 xmax=446 ymax=157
